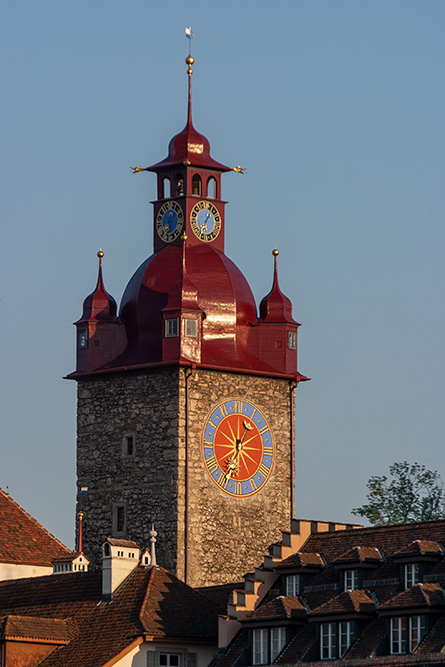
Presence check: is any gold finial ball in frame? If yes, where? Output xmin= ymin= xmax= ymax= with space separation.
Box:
xmin=185 ymin=56 xmax=194 ymax=65
xmin=78 ymin=511 xmax=84 ymax=519
xmin=97 ymin=249 xmax=104 ymax=259
xmin=182 ymin=232 xmax=188 ymax=242
xmin=272 ymin=248 xmax=279 ymax=257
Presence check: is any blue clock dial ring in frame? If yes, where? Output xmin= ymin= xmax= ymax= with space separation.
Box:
xmin=201 ymin=399 xmax=274 ymax=497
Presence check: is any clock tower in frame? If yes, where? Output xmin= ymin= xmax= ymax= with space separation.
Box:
xmin=69 ymin=52 xmax=307 ymax=587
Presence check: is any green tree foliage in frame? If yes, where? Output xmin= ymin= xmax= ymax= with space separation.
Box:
xmin=352 ymin=461 xmax=445 ymax=526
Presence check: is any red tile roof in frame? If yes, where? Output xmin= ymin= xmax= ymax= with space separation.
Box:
xmin=105 ymin=538 xmax=140 ymax=548
xmin=275 ymin=552 xmax=325 ymax=570
xmin=241 ymin=596 xmax=306 ymax=622
xmin=309 ymin=590 xmax=376 ymax=617
xmin=379 ymin=582 xmax=445 ymax=611
xmin=0 ymin=565 xmax=222 ymax=667
xmin=333 ymin=546 xmax=383 ymax=564
xmin=0 ymin=487 xmax=71 ymax=566
xmin=393 ymin=539 xmax=443 ymax=557
xmin=301 ymin=520 xmax=445 ymax=562
xmin=0 ymin=615 xmax=70 ymax=643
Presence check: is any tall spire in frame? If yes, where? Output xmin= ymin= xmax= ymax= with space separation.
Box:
xmin=76 ymin=250 xmax=119 ymax=324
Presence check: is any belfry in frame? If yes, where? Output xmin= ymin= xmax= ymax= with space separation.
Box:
xmin=69 ymin=47 xmax=307 ymax=587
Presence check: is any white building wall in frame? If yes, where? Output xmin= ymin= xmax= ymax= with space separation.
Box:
xmin=0 ymin=562 xmax=52 ymax=581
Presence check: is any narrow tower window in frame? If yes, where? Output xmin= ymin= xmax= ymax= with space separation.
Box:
xmin=192 ymin=174 xmax=202 ymax=196
xmin=77 ymin=329 xmax=88 ymax=350
xmin=162 ymin=177 xmax=171 ymax=198
xmin=122 ymin=433 xmax=135 ymax=457
xmin=207 ymin=176 xmax=217 ymax=199
xmin=288 ymin=331 xmax=296 ymax=350
xmin=113 ymin=505 xmax=126 ymax=534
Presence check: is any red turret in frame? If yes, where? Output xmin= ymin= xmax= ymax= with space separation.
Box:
xmin=69 ymin=55 xmax=307 ymax=384
xmin=73 ymin=250 xmax=126 ymax=373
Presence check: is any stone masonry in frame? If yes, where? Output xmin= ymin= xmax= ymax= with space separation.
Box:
xmin=76 ymin=366 xmax=295 ymax=587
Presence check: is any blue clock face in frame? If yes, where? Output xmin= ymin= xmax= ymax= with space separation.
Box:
xmin=190 ymin=201 xmax=222 ymax=242
xmin=201 ymin=399 xmax=274 ymax=497
xmin=196 ymin=209 xmax=215 ymax=234
xmin=156 ymin=201 xmax=184 ymax=242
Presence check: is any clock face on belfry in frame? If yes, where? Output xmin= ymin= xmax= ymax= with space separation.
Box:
xmin=190 ymin=200 xmax=222 ymax=242
xmin=201 ymin=399 xmax=275 ymax=497
xmin=156 ymin=201 xmax=184 ymax=242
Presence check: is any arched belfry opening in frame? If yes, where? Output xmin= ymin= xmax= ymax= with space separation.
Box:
xmin=207 ymin=176 xmax=217 ymax=199
xmin=192 ymin=173 xmax=202 ymax=196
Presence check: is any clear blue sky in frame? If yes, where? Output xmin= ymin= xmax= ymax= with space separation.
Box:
xmin=1 ymin=1 xmax=444 ymax=549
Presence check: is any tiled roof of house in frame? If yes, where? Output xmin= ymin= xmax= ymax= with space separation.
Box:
xmin=241 ymin=596 xmax=306 ymax=622
xmin=0 ymin=565 xmax=222 ymax=667
xmin=0 ymin=615 xmax=70 ymax=643
xmin=301 ymin=520 xmax=445 ymax=561
xmin=51 ymin=551 xmax=88 ymax=563
xmin=0 ymin=487 xmax=71 ymax=566
xmin=275 ymin=552 xmax=324 ymax=570
xmin=308 ymin=590 xmax=376 ymax=617
xmin=393 ymin=539 xmax=443 ymax=557
xmin=379 ymin=582 xmax=445 ymax=611
xmin=213 ymin=520 xmax=445 ymax=667
xmin=333 ymin=546 xmax=383 ymax=564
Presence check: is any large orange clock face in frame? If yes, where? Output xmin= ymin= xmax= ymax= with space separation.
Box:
xmin=202 ymin=399 xmax=274 ymax=497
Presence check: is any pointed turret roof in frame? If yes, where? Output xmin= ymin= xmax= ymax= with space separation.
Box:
xmin=147 ymin=55 xmax=231 ymax=173
xmin=75 ymin=250 xmax=119 ymax=324
xmin=259 ymin=249 xmax=300 ymax=325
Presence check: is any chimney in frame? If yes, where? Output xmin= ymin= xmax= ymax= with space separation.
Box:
xmin=101 ymin=538 xmax=141 ymax=602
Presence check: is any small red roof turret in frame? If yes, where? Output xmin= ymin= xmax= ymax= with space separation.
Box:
xmin=75 ymin=250 xmax=119 ymax=324
xmin=259 ymin=248 xmax=300 ymax=325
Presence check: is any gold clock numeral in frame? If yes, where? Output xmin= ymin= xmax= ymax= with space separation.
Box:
xmin=233 ymin=481 xmax=242 ymax=495
xmin=206 ymin=455 xmax=219 ymax=475
xmin=233 ymin=400 xmax=243 ymax=413
xmin=258 ymin=462 xmax=270 ymax=478
xmin=263 ymin=447 xmax=273 ymax=456
xmin=259 ymin=425 xmax=269 ymax=435
xmin=249 ymin=477 xmax=258 ymax=491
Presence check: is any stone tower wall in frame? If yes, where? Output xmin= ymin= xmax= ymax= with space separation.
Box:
xmin=76 ymin=366 xmax=294 ymax=586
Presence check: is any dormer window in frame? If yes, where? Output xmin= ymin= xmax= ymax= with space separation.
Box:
xmin=252 ymin=628 xmax=286 ymax=665
xmin=344 ymin=569 xmax=359 ymax=590
xmin=288 ymin=331 xmax=296 ymax=350
xmin=321 ymin=622 xmax=356 ymax=659
xmin=390 ymin=615 xmax=426 ymax=654
xmin=404 ymin=563 xmax=420 ymax=588
xmin=192 ymin=174 xmax=202 ymax=196
xmin=285 ymin=574 xmax=300 ymax=596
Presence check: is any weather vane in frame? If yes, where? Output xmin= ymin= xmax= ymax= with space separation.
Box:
xmin=185 ymin=26 xmax=194 ymax=56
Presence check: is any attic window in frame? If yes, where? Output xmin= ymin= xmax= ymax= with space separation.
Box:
xmin=288 ymin=331 xmax=296 ymax=350
xmin=404 ymin=563 xmax=420 ymax=588
xmin=77 ymin=329 xmax=88 ymax=350
xmin=165 ymin=318 xmax=179 ymax=338
xmin=344 ymin=569 xmax=359 ymax=590
xmin=390 ymin=617 xmax=425 ymax=654
xmin=184 ymin=318 xmax=198 ymax=338
xmin=285 ymin=574 xmax=300 ymax=596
